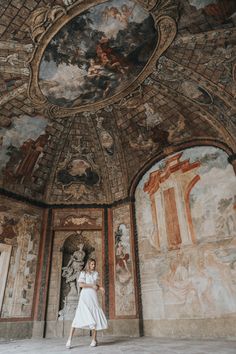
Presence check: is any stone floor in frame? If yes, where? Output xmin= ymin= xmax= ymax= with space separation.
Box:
xmin=0 ymin=336 xmax=236 ymax=354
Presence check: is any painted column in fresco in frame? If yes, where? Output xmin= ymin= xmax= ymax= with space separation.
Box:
xmin=144 ymin=153 xmax=200 ymax=250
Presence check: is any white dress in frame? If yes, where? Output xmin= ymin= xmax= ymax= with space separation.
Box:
xmin=72 ymin=271 xmax=108 ymax=330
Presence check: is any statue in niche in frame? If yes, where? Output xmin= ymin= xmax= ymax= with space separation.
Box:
xmin=59 ymin=242 xmax=85 ymax=320
xmin=62 ymin=243 xmax=85 ymax=289
xmin=59 ymin=232 xmax=95 ymax=320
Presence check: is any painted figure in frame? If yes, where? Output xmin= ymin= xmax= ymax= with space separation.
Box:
xmin=116 ymin=240 xmax=130 ymax=274
xmin=14 ymin=134 xmax=48 ymax=183
xmin=115 ymin=224 xmax=131 ymax=283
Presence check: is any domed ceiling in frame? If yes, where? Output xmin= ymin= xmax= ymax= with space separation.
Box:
xmin=0 ymin=0 xmax=235 ymax=205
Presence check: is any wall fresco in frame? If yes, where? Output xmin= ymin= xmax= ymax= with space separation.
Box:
xmin=112 ymin=204 xmax=136 ymax=317
xmin=135 ymin=146 xmax=236 ymax=319
xmin=0 ymin=115 xmax=48 ymax=185
xmin=179 ymin=0 xmax=236 ymax=33
xmin=0 ymin=196 xmax=43 ymax=318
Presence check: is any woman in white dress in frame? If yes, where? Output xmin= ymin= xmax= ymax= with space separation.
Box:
xmin=66 ymin=258 xmax=107 ymax=348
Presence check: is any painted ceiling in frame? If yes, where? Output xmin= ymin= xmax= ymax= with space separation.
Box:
xmin=0 ymin=0 xmax=235 ymax=205
xmin=39 ymin=0 xmax=157 ymax=108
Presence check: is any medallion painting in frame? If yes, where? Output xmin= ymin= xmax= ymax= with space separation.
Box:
xmin=39 ymin=0 xmax=157 ymax=108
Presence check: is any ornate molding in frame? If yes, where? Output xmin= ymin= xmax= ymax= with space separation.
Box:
xmin=28 ymin=0 xmax=178 ymax=118
xmin=27 ymin=5 xmax=67 ymax=44
xmin=56 ymin=214 xmax=98 ymax=228
xmin=0 ymin=84 xmax=28 ymax=106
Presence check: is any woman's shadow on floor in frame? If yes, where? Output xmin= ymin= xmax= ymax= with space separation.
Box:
xmin=72 ymin=337 xmax=132 ymax=348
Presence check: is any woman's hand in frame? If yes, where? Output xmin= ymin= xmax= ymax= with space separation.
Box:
xmin=99 ymin=286 xmax=105 ymax=294
xmin=92 ymin=284 xmax=98 ymax=290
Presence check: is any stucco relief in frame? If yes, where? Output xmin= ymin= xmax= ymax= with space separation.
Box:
xmin=53 ymin=209 xmax=103 ymax=229
xmin=135 ymin=146 xmax=236 ymax=319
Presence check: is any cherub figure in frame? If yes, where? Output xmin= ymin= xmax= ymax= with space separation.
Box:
xmin=102 ymin=6 xmax=123 ymax=23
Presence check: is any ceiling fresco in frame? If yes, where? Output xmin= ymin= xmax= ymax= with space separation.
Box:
xmin=38 ymin=0 xmax=157 ymax=108
xmin=0 ymin=0 xmax=235 ymax=204
xmin=0 ymin=115 xmax=48 ymax=181
xmin=179 ymin=0 xmax=236 ymax=33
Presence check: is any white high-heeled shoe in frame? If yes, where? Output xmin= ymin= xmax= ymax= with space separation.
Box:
xmin=66 ymin=339 xmax=72 ymax=349
xmin=90 ymin=339 xmax=97 ymax=347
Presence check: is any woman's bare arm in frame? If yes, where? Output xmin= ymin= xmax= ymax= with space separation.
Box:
xmin=79 ymin=282 xmax=98 ymax=290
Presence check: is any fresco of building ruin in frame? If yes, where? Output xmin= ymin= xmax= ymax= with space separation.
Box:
xmin=39 ymin=0 xmax=157 ymax=107
xmin=135 ymin=146 xmax=236 ymax=320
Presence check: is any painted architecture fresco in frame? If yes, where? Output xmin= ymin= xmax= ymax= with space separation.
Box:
xmin=0 ymin=196 xmax=43 ymax=318
xmin=0 ymin=114 xmax=48 ymax=185
xmin=112 ymin=204 xmax=136 ymax=317
xmin=135 ymin=146 xmax=236 ymax=320
xmin=39 ymin=0 xmax=157 ymax=107
xmin=179 ymin=0 xmax=236 ymax=33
